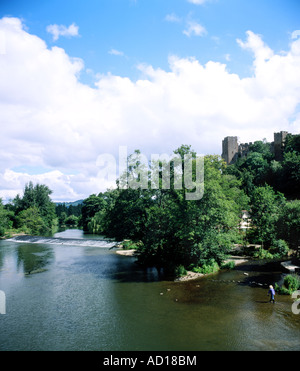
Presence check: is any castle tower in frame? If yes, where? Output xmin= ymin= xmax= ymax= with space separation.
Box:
xmin=222 ymin=136 xmax=239 ymax=164
xmin=274 ymin=131 xmax=288 ymax=161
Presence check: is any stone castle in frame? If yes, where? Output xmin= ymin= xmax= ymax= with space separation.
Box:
xmin=221 ymin=131 xmax=289 ymax=165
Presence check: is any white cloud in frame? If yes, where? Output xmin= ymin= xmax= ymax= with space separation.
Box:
xmin=224 ymin=53 xmax=231 ymax=61
xmin=0 ymin=30 xmax=5 ymax=54
xmin=165 ymin=13 xmax=181 ymax=23
xmin=237 ymin=30 xmax=274 ymax=66
xmin=108 ymin=48 xmax=125 ymax=57
xmin=0 ymin=17 xmax=299 ymax=201
xmin=46 ymin=23 xmax=79 ymax=41
xmin=291 ymin=30 xmax=300 ymax=40
xmin=183 ymin=21 xmax=207 ymax=37
xmin=187 ymin=0 xmax=209 ymax=4
xmin=0 ymin=169 xmax=115 ymax=202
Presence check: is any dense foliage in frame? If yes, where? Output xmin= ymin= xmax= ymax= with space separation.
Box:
xmin=79 ymin=140 xmax=299 ymax=276
xmin=55 ymin=201 xmax=82 ymax=228
xmin=226 ymin=134 xmax=300 ymax=198
xmin=1 ymin=136 xmax=299 ymax=278
xmin=1 ymin=182 xmax=58 ymax=236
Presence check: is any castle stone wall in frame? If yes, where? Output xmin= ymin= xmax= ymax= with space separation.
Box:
xmin=221 ymin=131 xmax=289 ymax=164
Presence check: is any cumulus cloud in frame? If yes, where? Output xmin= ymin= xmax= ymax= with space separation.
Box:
xmin=108 ymin=48 xmax=125 ymax=57
xmin=46 ymin=22 xmax=79 ymax=41
xmin=187 ymin=0 xmax=209 ymax=4
xmin=165 ymin=13 xmax=182 ymax=23
xmin=183 ymin=21 xmax=207 ymax=37
xmin=291 ymin=30 xmax=300 ymax=40
xmin=0 ymin=17 xmax=299 ymax=201
xmin=0 ymin=169 xmax=115 ymax=202
xmin=237 ymin=30 xmax=274 ymax=67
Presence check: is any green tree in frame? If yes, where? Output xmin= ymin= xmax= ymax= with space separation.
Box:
xmin=109 ymin=147 xmax=249 ymax=275
xmin=81 ymin=194 xmax=105 ymax=231
xmin=249 ymin=185 xmax=285 ymax=248
xmin=65 ymin=215 xmax=79 ymax=227
xmin=0 ymin=199 xmax=14 ymax=236
xmin=58 ymin=211 xmax=67 ymax=226
xmin=17 ymin=207 xmax=46 ymax=235
xmin=240 ymin=152 xmax=269 ymax=186
xmin=12 ymin=182 xmax=57 ymax=235
xmin=277 ymin=200 xmax=300 ymax=254
xmin=284 ymin=133 xmax=300 ymax=154
xmin=104 ymin=188 xmax=153 ymax=241
xmin=281 ymin=151 xmax=300 ymax=197
xmin=248 ymin=140 xmax=274 ymax=161
xmin=81 ymin=190 xmax=120 ymax=234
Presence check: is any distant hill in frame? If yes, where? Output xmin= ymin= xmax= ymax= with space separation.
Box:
xmin=55 ymin=200 xmax=84 ymax=207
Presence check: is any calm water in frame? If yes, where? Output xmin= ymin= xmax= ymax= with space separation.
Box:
xmin=0 ymin=229 xmax=299 ymax=351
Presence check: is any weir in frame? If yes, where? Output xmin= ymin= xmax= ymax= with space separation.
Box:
xmin=7 ymin=234 xmax=117 ymax=248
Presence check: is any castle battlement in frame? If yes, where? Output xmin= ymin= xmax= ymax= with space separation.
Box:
xmin=222 ymin=131 xmax=289 ymax=164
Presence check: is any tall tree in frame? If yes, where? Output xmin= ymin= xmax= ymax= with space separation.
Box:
xmin=0 ymin=199 xmax=13 ymax=236
xmin=250 ymin=185 xmax=285 ymax=248
xmin=105 ymin=146 xmax=249 ymax=274
xmin=12 ymin=182 xmax=57 ymax=235
xmin=277 ymin=200 xmax=300 ymax=253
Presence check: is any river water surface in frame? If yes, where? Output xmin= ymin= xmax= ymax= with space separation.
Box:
xmin=0 ymin=229 xmax=299 ymax=351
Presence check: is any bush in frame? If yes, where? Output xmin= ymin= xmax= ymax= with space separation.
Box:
xmin=221 ymin=260 xmax=236 ymax=270
xmin=174 ymin=265 xmax=187 ymax=277
xmin=192 ymin=260 xmax=219 ymax=274
xmin=121 ymin=240 xmax=143 ymax=250
xmin=269 ymin=239 xmax=289 ymax=258
xmin=250 ymin=240 xmax=289 ymax=259
xmin=284 ymin=274 xmax=300 ymax=292
xmin=276 ymin=274 xmax=300 ymax=295
xmin=253 ymin=247 xmax=274 ymax=259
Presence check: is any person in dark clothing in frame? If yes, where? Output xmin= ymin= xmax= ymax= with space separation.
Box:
xmin=268 ymin=285 xmax=275 ymax=303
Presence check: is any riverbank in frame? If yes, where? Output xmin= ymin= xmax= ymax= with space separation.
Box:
xmin=175 ymin=256 xmax=249 ymax=282
xmin=115 ymin=248 xmax=250 ymax=282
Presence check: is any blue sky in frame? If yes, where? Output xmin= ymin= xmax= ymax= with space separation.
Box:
xmin=2 ymin=0 xmax=299 ymax=80
xmin=0 ymin=0 xmax=299 ymax=201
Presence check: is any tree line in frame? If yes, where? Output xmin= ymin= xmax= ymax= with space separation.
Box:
xmin=55 ymin=202 xmax=82 ymax=228
xmin=1 ymin=135 xmax=299 ymax=278
xmin=80 ymin=137 xmax=300 ymax=276
xmin=0 ymin=184 xmax=84 ymax=237
xmin=0 ymin=182 xmax=57 ymax=236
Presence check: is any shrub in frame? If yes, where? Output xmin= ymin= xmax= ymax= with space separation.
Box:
xmin=221 ymin=260 xmax=236 ymax=270
xmin=175 ymin=265 xmax=187 ymax=277
xmin=276 ymin=274 xmax=300 ymax=295
xmin=253 ymin=247 xmax=274 ymax=259
xmin=284 ymin=274 xmax=300 ymax=292
xmin=122 ymin=240 xmax=142 ymax=250
xmin=269 ymin=239 xmax=289 ymax=258
xmin=192 ymin=260 xmax=219 ymax=274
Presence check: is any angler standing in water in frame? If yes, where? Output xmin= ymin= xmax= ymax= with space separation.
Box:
xmin=268 ymin=285 xmax=275 ymax=303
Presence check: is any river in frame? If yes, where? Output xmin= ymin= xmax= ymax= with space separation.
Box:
xmin=0 ymin=229 xmax=299 ymax=351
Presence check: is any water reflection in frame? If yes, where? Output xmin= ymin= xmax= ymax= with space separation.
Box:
xmin=16 ymin=244 xmax=54 ymax=275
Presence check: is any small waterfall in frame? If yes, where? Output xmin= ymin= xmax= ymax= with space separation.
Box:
xmin=7 ymin=235 xmax=117 ymax=248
